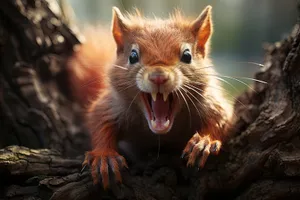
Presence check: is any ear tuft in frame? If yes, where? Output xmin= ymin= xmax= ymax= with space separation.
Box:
xmin=112 ymin=7 xmax=128 ymax=51
xmin=190 ymin=5 xmax=213 ymax=57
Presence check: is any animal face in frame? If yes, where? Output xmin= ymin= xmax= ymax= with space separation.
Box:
xmin=110 ymin=6 xmax=213 ymax=134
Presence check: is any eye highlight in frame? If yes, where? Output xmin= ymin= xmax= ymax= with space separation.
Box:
xmin=181 ymin=49 xmax=192 ymax=64
xmin=129 ymin=49 xmax=139 ymax=64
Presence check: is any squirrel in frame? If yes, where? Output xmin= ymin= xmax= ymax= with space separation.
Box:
xmin=67 ymin=5 xmax=233 ymax=189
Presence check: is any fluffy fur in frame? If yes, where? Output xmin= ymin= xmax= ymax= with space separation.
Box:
xmin=67 ymin=6 xmax=233 ymax=189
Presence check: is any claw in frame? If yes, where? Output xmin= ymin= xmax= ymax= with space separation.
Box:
xmin=181 ymin=152 xmax=186 ymax=159
xmin=82 ymin=149 xmax=128 ymax=189
xmin=181 ymin=134 xmax=200 ymax=159
xmin=100 ymin=157 xmax=109 ymax=188
xmin=116 ymin=156 xmax=128 ymax=169
xmin=198 ymin=143 xmax=211 ymax=168
xmin=80 ymin=164 xmax=87 ymax=174
xmin=182 ymin=133 xmax=222 ymax=168
xmin=210 ymin=140 xmax=221 ymax=155
xmin=109 ymin=158 xmax=122 ymax=183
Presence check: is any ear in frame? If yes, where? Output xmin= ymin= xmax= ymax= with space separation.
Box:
xmin=111 ymin=7 xmax=129 ymax=51
xmin=190 ymin=6 xmax=213 ymax=57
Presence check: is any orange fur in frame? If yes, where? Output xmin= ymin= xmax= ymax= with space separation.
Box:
xmin=67 ymin=26 xmax=116 ymax=107
xmin=68 ymin=6 xmax=233 ymax=188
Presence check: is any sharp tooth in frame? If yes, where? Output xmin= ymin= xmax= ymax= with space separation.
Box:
xmin=151 ymin=92 xmax=157 ymax=101
xmin=163 ymin=92 xmax=169 ymax=102
xmin=163 ymin=119 xmax=170 ymax=127
xmin=151 ymin=119 xmax=157 ymax=128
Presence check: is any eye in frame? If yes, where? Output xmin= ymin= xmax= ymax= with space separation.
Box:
xmin=181 ymin=49 xmax=192 ymax=64
xmin=129 ymin=49 xmax=139 ymax=64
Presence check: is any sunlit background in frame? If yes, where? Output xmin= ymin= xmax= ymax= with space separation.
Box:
xmin=65 ymin=0 xmax=298 ymax=99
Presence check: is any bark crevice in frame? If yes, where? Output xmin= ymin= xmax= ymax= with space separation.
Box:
xmin=1 ymin=0 xmax=300 ymax=199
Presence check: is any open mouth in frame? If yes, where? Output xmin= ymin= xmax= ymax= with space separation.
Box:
xmin=141 ymin=92 xmax=177 ymax=134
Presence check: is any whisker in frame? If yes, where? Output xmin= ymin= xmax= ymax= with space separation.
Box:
xmin=126 ymin=91 xmax=140 ymax=119
xmin=184 ymin=83 xmax=241 ymax=119
xmin=182 ymin=84 xmax=206 ymax=100
xmin=183 ymin=83 xmax=223 ymax=116
xmin=214 ymin=76 xmax=240 ymax=94
xmin=183 ymin=84 xmax=237 ymax=120
xmin=178 ymin=65 xmax=212 ymax=71
xmin=177 ymin=88 xmax=192 ymax=128
xmin=182 ymin=84 xmax=205 ymax=106
xmin=156 ymin=135 xmax=161 ymax=160
xmin=174 ymin=90 xmax=180 ymax=102
xmin=235 ymin=61 xmax=265 ymax=67
xmin=181 ymin=86 xmax=202 ymax=118
xmin=71 ymin=63 xmax=128 ymax=70
xmin=184 ymin=66 xmax=267 ymax=85
xmin=185 ymin=72 xmax=258 ymax=93
xmin=233 ymin=76 xmax=267 ymax=84
xmin=82 ymin=77 xmax=135 ymax=89
xmin=181 ymin=86 xmax=205 ymax=125
xmin=186 ymin=82 xmax=246 ymax=108
xmin=188 ymin=80 xmax=240 ymax=102
xmin=214 ymin=74 xmax=257 ymax=93
xmin=80 ymin=78 xmax=102 ymax=88
xmin=112 ymin=64 xmax=128 ymax=70
xmin=79 ymin=65 xmax=131 ymax=89
xmin=117 ymin=83 xmax=137 ymax=93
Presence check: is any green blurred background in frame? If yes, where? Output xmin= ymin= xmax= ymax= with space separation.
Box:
xmin=65 ymin=0 xmax=298 ymax=99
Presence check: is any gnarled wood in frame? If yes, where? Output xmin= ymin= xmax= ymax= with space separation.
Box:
xmin=0 ymin=0 xmax=89 ymax=157
xmin=1 ymin=0 xmax=300 ymax=199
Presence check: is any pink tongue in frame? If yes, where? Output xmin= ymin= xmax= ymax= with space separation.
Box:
xmin=152 ymin=93 xmax=169 ymax=121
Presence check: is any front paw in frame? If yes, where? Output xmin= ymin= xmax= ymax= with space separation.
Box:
xmin=182 ymin=133 xmax=221 ymax=168
xmin=83 ymin=149 xmax=128 ymax=189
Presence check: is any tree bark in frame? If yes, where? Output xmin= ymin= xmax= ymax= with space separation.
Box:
xmin=1 ymin=0 xmax=300 ymax=199
xmin=0 ymin=0 xmax=90 ymax=156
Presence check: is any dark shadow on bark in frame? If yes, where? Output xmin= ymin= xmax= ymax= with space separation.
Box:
xmin=1 ymin=0 xmax=300 ymax=199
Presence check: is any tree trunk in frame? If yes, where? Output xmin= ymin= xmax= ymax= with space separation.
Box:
xmin=1 ymin=0 xmax=300 ymax=199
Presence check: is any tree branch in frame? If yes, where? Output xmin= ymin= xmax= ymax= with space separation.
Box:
xmin=1 ymin=0 xmax=300 ymax=199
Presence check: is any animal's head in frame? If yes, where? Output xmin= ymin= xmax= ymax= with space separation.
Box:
xmin=110 ymin=6 xmax=214 ymax=134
